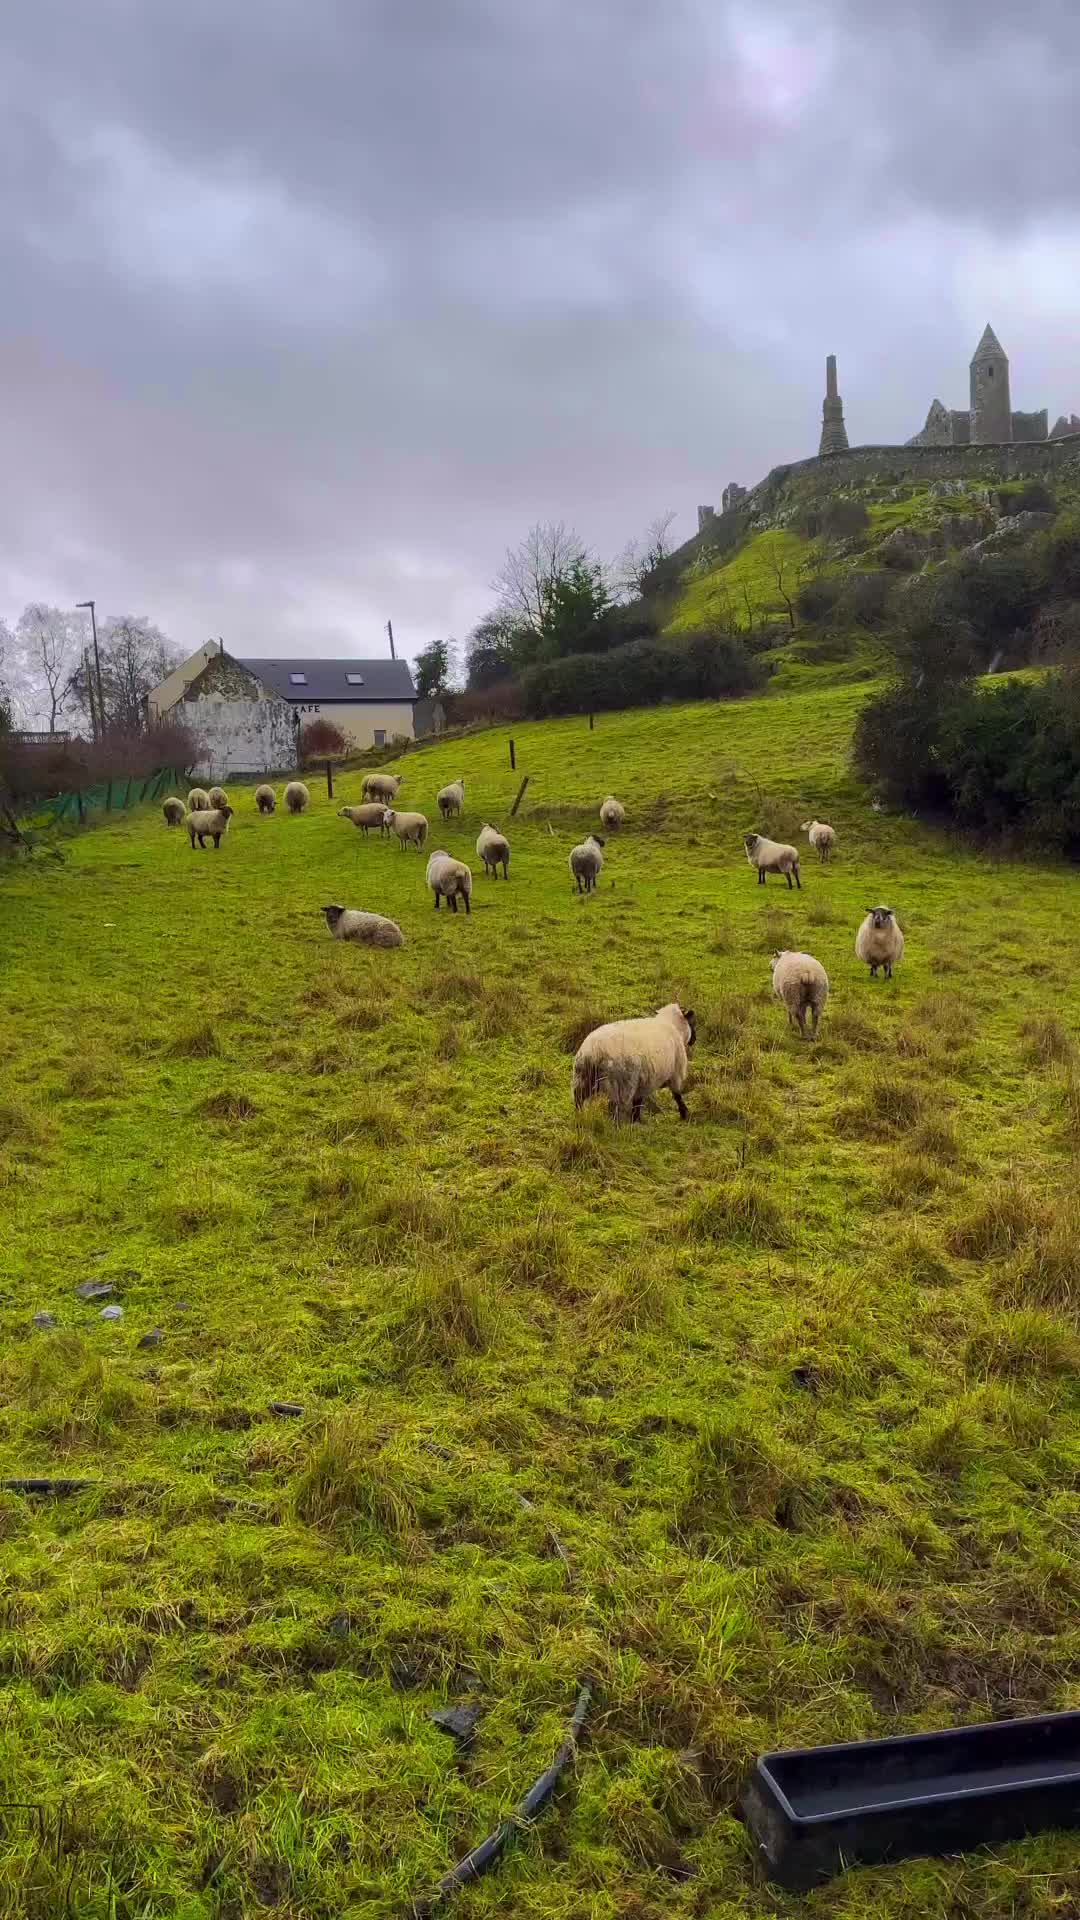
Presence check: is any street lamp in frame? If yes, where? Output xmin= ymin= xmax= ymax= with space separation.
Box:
xmin=76 ymin=599 xmax=105 ymax=739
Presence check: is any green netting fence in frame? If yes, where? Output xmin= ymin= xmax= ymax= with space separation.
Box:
xmin=46 ymin=766 xmax=186 ymax=826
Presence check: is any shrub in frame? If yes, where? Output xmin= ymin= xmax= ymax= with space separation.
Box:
xmin=795 ymin=577 xmax=843 ymax=624
xmin=840 ymin=571 xmax=894 ymax=629
xmin=520 ymin=629 xmax=762 ymax=718
xmin=299 ymin=717 xmax=347 ymax=763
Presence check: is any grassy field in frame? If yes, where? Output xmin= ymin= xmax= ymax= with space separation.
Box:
xmin=3 ymin=681 xmax=1080 ymax=1918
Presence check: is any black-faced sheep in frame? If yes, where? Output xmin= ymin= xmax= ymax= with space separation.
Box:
xmin=284 ymin=781 xmax=310 ymax=815
xmin=321 ymin=904 xmax=404 ymax=948
xmin=801 ymin=819 xmax=836 ymax=862
xmin=339 ymin=802 xmax=390 ymax=836
xmin=186 ymin=804 xmax=234 ymax=849
xmin=437 ymin=778 xmax=465 ymax=820
xmin=187 ymin=787 xmax=210 ymax=813
xmin=599 ymin=796 xmax=625 ymax=831
xmin=208 ymin=786 xmax=229 ymax=811
xmin=426 ymin=850 xmax=472 ymax=914
xmin=384 ymin=808 xmax=428 ymax=850
xmin=771 ymin=950 xmax=829 ymax=1040
xmin=255 ymin=785 xmax=276 ymax=814
xmin=569 ymin=834 xmax=605 ymax=894
xmin=744 ymin=832 xmax=801 ymax=889
xmin=361 ymin=772 xmax=402 ymax=804
xmin=856 ymin=907 xmax=905 ymax=979
xmin=573 ymin=1003 xmax=696 ymax=1123
xmin=162 ymin=797 xmax=185 ymax=827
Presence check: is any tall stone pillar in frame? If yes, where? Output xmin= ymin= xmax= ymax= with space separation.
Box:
xmin=819 ymin=354 xmax=849 ymax=454
xmin=969 ymin=325 xmax=1012 ymax=444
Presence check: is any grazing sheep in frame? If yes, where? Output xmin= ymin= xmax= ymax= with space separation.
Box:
xmin=384 ymin=808 xmax=429 ymax=851
xmin=187 ymin=788 xmax=210 ymax=813
xmin=476 ymin=823 xmax=510 ymax=879
xmin=361 ymin=772 xmax=402 ymax=804
xmin=856 ymin=906 xmax=905 ymax=980
xmin=338 ymin=802 xmax=390 ymax=836
xmin=284 ymin=781 xmax=310 ymax=815
xmin=321 ymin=904 xmax=404 ymax=948
xmin=771 ymin=950 xmax=829 ymax=1040
xmin=255 ymin=785 xmax=276 ymax=814
xmin=437 ymin=777 xmax=465 ymax=820
xmin=162 ymin=796 xmax=185 ymax=827
xmin=801 ymin=819 xmax=836 ymax=862
xmin=599 ymin=795 xmax=625 ymax=831
xmin=569 ymin=833 xmax=605 ymax=894
xmin=573 ymin=1002 xmax=697 ymax=1124
xmin=186 ymin=804 xmax=233 ymax=849
xmin=208 ymin=786 xmax=229 ymax=811
xmin=744 ymin=831 xmax=801 ymax=889
xmin=426 ymin=849 xmax=472 ymax=914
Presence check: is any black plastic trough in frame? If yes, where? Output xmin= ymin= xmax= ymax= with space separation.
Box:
xmin=741 ymin=1710 xmax=1080 ymax=1889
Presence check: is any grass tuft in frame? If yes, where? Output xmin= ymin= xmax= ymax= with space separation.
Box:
xmin=680 ymin=1177 xmax=791 ymax=1247
xmin=946 ymin=1179 xmax=1043 ymax=1260
xmin=1021 ymin=1012 xmax=1076 ymax=1068
xmin=293 ymin=1418 xmax=416 ymax=1536
xmin=390 ymin=1265 xmax=498 ymax=1366
xmin=168 ymin=1021 xmax=221 ymax=1058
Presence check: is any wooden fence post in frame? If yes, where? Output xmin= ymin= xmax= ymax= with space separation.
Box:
xmin=123 ymin=776 xmax=133 ymax=808
xmin=105 ymin=780 xmax=113 ymax=813
xmin=76 ymin=790 xmax=85 ymax=824
xmin=588 ymin=713 xmax=594 ymax=731
xmin=326 ymin=759 xmax=334 ymax=800
xmin=509 ymin=738 xmax=516 ymax=771
xmin=509 ymin=774 xmax=530 ymax=817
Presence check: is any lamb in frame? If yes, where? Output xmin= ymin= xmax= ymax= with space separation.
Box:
xmin=573 ymin=1003 xmax=697 ymax=1123
xmin=744 ymin=831 xmax=801 ymax=889
xmin=476 ymin=823 xmax=510 ymax=879
xmin=339 ymin=802 xmax=390 ymax=836
xmin=255 ymin=785 xmax=276 ymax=814
xmin=437 ymin=777 xmax=465 ymax=820
xmin=185 ymin=804 xmax=233 ymax=849
xmin=384 ymin=808 xmax=429 ymax=851
xmin=361 ymin=772 xmax=402 ymax=804
xmin=599 ymin=795 xmax=625 ymax=831
xmin=162 ymin=797 xmax=186 ymax=827
xmin=856 ymin=906 xmax=905 ymax=980
xmin=801 ymin=819 xmax=836 ymax=862
xmin=208 ymin=785 xmax=229 ymax=811
xmin=321 ymin=904 xmax=404 ymax=948
xmin=187 ymin=788 xmax=211 ymax=813
xmin=771 ymin=950 xmax=829 ymax=1040
xmin=284 ymin=781 xmax=310 ymax=815
xmin=569 ymin=834 xmax=605 ymax=894
xmin=426 ymin=849 xmax=472 ymax=914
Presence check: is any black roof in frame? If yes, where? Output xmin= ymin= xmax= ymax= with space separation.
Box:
xmin=240 ymin=657 xmax=417 ymax=703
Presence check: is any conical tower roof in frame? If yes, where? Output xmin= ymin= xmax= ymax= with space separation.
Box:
xmin=971 ymin=323 xmax=1006 ymax=363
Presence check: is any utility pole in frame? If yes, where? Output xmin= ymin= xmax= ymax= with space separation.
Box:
xmin=83 ymin=647 xmax=98 ymax=741
xmin=77 ymin=600 xmax=105 ymax=736
xmin=386 ymin=619 xmax=396 ymax=661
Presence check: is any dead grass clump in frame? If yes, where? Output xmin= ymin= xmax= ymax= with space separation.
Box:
xmin=392 ymin=1265 xmax=497 ymax=1366
xmin=703 ymin=993 xmax=753 ymax=1050
xmin=681 ymin=1177 xmax=791 ymax=1248
xmin=436 ymin=1024 xmax=462 ymax=1061
xmin=293 ymin=1418 xmax=416 ymax=1536
xmin=893 ymin=1228 xmax=956 ymax=1288
xmin=708 ymin=924 xmax=735 ymax=955
xmin=425 ymin=971 xmax=487 ymax=1010
xmin=10 ymin=1338 xmax=148 ymax=1447
xmin=520 ymin=1061 xmax=554 ymax=1090
xmin=553 ymin=1118 xmax=617 ymax=1175
xmin=62 ymin=1059 xmax=123 ymax=1100
xmin=306 ymin=1048 xmax=343 ymax=1076
xmin=758 ymin=909 xmax=797 ymax=953
xmin=326 ymin=1103 xmax=404 ymax=1148
xmin=824 ymin=1007 xmax=887 ymax=1053
xmin=946 ymin=1179 xmax=1044 ymax=1261
xmin=591 ymin=1252 xmax=677 ymax=1333
xmin=1063 ymin=1066 xmax=1080 ymax=1146
xmin=366 ymin=1184 xmax=453 ymax=1252
xmin=910 ymin=1115 xmax=966 ymax=1166
xmin=879 ymin=1155 xmax=950 ymax=1206
xmin=559 ymin=1008 xmax=612 ymax=1055
xmin=473 ymin=984 xmax=526 ymax=1040
xmin=997 ymin=1200 xmax=1080 ymax=1319
xmin=0 ymin=1101 xmax=51 ymax=1154
xmin=909 ymin=1404 xmax=977 ymax=1476
xmin=835 ymin=1075 xmax=925 ymax=1139
xmin=494 ymin=1208 xmax=577 ymax=1291
xmin=306 ymin=1163 xmax=356 ymax=1202
xmin=682 ymin=1408 xmax=811 ymax=1531
xmin=913 ymin=992 xmax=977 ymax=1042
xmin=335 ymin=1003 xmax=385 ymax=1034
xmin=155 ymin=1182 xmax=253 ymax=1239
xmin=168 ymin=1022 xmax=221 ymax=1059
xmin=966 ymin=1310 xmax=1080 ymax=1379
xmin=198 ymin=1089 xmax=259 ymax=1123
xmin=1020 ymin=1014 xmax=1076 ymax=1070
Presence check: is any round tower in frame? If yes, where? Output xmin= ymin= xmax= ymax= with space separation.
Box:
xmin=970 ymin=324 xmax=1012 ymax=445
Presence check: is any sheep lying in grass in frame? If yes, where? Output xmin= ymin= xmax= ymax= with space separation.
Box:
xmin=339 ymin=802 xmax=389 ymax=836
xmin=187 ymin=787 xmax=210 ymax=813
xmin=162 ymin=797 xmax=185 ymax=827
xmin=362 ymin=772 xmax=402 ymax=803
xmin=426 ymin=850 xmax=472 ymax=913
xmin=255 ymin=785 xmax=276 ymax=814
xmin=856 ymin=906 xmax=905 ymax=979
xmin=801 ymin=819 xmax=836 ymax=862
xmin=437 ymin=777 xmax=465 ymax=820
xmin=744 ymin=832 xmax=801 ymax=889
xmin=186 ymin=804 xmax=233 ymax=849
xmin=208 ymin=785 xmax=229 ymax=810
xmin=321 ymin=904 xmax=404 ymax=948
xmin=600 ymin=795 xmax=625 ymax=831
xmin=284 ymin=781 xmax=310 ymax=814
xmin=569 ymin=834 xmax=605 ymax=894
xmin=573 ymin=1003 xmax=697 ymax=1123
xmin=384 ymin=808 xmax=429 ymax=851
xmin=476 ymin=823 xmax=510 ymax=879
xmin=771 ymin=950 xmax=829 ymax=1040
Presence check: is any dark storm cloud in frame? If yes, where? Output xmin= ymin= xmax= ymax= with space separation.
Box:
xmin=0 ymin=0 xmax=1077 ymax=676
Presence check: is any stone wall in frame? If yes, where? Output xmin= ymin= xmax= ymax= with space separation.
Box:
xmin=182 ymin=652 xmax=297 ymax=779
xmin=749 ymin=434 xmax=1080 ymax=515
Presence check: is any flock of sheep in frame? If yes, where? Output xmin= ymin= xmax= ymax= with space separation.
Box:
xmin=161 ymin=773 xmax=904 ymax=1123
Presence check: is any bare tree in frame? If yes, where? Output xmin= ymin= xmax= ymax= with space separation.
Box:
xmin=616 ymin=511 xmax=677 ymax=601
xmin=13 ymin=604 xmax=79 ymax=733
xmin=65 ymin=615 xmax=178 ymax=733
xmin=493 ymin=522 xmax=592 ymax=634
xmin=767 ymin=544 xmax=797 ymax=630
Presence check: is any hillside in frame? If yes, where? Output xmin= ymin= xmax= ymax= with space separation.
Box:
xmin=4 ymin=683 xmax=1080 ymax=1917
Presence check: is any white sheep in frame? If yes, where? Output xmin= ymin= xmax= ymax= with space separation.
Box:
xmin=186 ymin=804 xmax=233 ymax=849
xmin=569 ymin=834 xmax=605 ymax=894
xmin=187 ymin=787 xmax=211 ymax=813
xmin=284 ymin=781 xmax=310 ymax=815
xmin=599 ymin=795 xmax=625 ymax=831
xmin=362 ymin=772 xmax=402 ymax=804
xmin=437 ymin=777 xmax=465 ymax=820
xmin=384 ymin=808 xmax=429 ymax=851
xmin=744 ymin=831 xmax=801 ymax=890
xmin=426 ymin=849 xmax=472 ymax=914
xmin=162 ymin=797 xmax=185 ymax=827
xmin=856 ymin=906 xmax=905 ymax=980
xmin=771 ymin=950 xmax=829 ymax=1040
xmin=573 ymin=1003 xmax=697 ymax=1123
xmin=801 ymin=819 xmax=836 ymax=862
xmin=339 ymin=802 xmax=390 ymax=836
xmin=476 ymin=823 xmax=510 ymax=879
xmin=208 ymin=785 xmax=229 ymax=811
xmin=321 ymin=904 xmax=404 ymax=948
xmin=255 ymin=785 xmax=276 ymax=814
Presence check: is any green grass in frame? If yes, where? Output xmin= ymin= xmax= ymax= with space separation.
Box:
xmin=3 ymin=682 xmax=1080 ymax=1916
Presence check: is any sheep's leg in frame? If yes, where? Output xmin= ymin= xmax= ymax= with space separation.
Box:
xmin=870 ymin=963 xmax=878 ymax=977
xmin=462 ymin=892 xmax=470 ymax=915
xmin=795 ymin=1006 xmax=807 ymax=1039
xmin=631 ymin=1097 xmax=643 ymax=1123
xmin=885 ymin=961 xmax=892 ymax=979
xmin=794 ymin=868 xmax=801 ymax=889
xmin=434 ymin=893 xmax=440 ymax=910
xmin=449 ymin=894 xmax=458 ymax=912
xmin=672 ymin=1089 xmax=689 ymax=1121
xmin=213 ymin=834 xmax=221 ymax=849
xmin=758 ymin=867 xmax=765 ymax=884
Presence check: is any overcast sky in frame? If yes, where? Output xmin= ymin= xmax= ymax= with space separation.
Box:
xmin=1 ymin=0 xmax=1077 ymax=670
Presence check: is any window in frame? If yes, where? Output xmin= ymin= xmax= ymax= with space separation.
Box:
xmin=289 ymin=671 xmax=307 ymax=685
xmin=346 ymin=672 xmax=365 ymax=686
xmin=988 ymin=367 xmax=994 ymax=380
xmin=373 ymin=729 xmax=386 ymax=747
